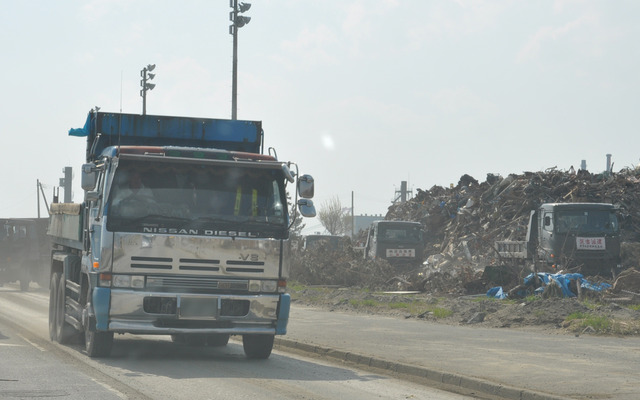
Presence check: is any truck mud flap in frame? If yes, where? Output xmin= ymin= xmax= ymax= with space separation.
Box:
xmin=275 ymin=293 xmax=290 ymax=335
xmin=92 ymin=287 xmax=111 ymax=331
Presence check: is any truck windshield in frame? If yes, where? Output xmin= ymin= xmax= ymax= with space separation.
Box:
xmin=377 ymin=224 xmax=422 ymax=243
xmin=555 ymin=210 xmax=619 ymax=234
xmin=106 ymin=160 xmax=288 ymax=238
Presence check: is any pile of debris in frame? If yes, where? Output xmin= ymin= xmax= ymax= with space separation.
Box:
xmin=291 ymin=167 xmax=640 ymax=300
xmin=290 ymin=244 xmax=398 ymax=289
xmin=386 ymin=167 xmax=640 ymax=268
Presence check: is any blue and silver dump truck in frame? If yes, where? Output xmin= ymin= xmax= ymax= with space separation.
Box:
xmin=47 ymin=110 xmax=315 ymax=358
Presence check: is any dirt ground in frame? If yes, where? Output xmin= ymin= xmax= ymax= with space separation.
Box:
xmin=288 ymin=260 xmax=640 ymax=336
xmin=289 ymin=285 xmax=640 ymax=335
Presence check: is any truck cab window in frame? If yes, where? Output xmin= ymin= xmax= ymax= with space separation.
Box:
xmin=106 ymin=160 xmax=288 ymax=238
xmin=543 ymin=214 xmax=553 ymax=232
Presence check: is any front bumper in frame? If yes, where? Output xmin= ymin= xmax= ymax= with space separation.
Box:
xmin=94 ymin=288 xmax=290 ymax=335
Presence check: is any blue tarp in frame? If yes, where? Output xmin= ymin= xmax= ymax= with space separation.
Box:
xmin=487 ymin=272 xmax=612 ymax=299
xmin=486 ymin=286 xmax=507 ymax=299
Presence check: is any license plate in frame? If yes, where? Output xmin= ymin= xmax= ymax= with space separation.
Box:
xmin=576 ymin=237 xmax=606 ymax=250
xmin=386 ymin=248 xmax=415 ymax=258
xmin=178 ymin=296 xmax=218 ymax=319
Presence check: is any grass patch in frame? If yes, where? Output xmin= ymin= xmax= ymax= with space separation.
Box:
xmin=288 ymin=281 xmax=306 ymax=292
xmin=565 ymin=312 xmax=612 ymax=333
xmin=566 ymin=312 xmax=589 ymax=321
xmin=389 ymin=302 xmax=410 ymax=309
xmin=534 ymin=310 xmax=546 ymax=318
xmin=628 ymin=304 xmax=640 ymax=312
xmin=580 ymin=299 xmax=599 ymax=311
xmin=349 ymin=299 xmax=378 ymax=308
xmin=431 ymin=307 xmax=453 ymax=318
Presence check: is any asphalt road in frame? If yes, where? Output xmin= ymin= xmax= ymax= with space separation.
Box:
xmin=284 ymin=304 xmax=640 ymax=400
xmin=0 ymin=283 xmax=473 ymax=400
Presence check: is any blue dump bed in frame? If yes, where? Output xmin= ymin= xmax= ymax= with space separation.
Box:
xmin=70 ymin=111 xmax=263 ymax=161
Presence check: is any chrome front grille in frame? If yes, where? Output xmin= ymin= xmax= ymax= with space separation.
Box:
xmin=146 ymin=276 xmax=249 ymax=292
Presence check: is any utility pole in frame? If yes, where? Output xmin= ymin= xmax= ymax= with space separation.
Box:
xmin=59 ymin=167 xmax=73 ymax=203
xmin=140 ymin=64 xmax=156 ymax=115
xmin=37 ymin=180 xmax=41 ymax=218
xmin=351 ymin=191 xmax=355 ymax=238
xmin=229 ymin=1 xmax=251 ymax=120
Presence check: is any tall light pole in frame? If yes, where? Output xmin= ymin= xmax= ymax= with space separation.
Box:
xmin=229 ymin=1 xmax=251 ymax=120
xmin=140 ymin=64 xmax=156 ymax=115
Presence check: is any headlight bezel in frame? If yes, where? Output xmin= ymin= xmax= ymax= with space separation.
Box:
xmin=109 ymin=274 xmax=146 ymax=289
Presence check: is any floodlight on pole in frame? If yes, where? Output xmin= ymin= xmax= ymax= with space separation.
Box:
xmin=229 ymin=0 xmax=251 ymax=120
xmin=140 ymin=64 xmax=157 ymax=115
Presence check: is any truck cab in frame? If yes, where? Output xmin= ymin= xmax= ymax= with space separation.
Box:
xmin=535 ymin=203 xmax=620 ymax=275
xmin=364 ymin=220 xmax=424 ymax=267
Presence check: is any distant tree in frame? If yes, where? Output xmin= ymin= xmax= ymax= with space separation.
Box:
xmin=318 ymin=196 xmax=351 ymax=235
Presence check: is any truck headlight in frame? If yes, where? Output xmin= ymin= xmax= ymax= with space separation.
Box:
xmin=248 ymin=280 xmax=279 ymax=293
xmin=112 ymin=274 xmax=145 ymax=289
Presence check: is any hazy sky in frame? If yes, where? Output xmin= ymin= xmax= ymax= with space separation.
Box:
xmin=2 ymin=1 xmax=639 ymax=234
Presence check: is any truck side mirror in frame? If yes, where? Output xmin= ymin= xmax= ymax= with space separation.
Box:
xmin=81 ymin=163 xmax=97 ymax=191
xmin=544 ymin=216 xmax=551 ymax=226
xmin=86 ymin=191 xmax=100 ymax=202
xmin=298 ymin=198 xmax=316 ymax=218
xmin=297 ymin=174 xmax=314 ymax=199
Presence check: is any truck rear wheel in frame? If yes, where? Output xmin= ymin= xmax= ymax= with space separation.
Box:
xmin=242 ymin=334 xmax=274 ymax=359
xmin=55 ymin=273 xmax=77 ymax=344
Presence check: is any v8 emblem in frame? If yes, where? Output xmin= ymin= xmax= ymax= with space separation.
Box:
xmin=239 ymin=253 xmax=260 ymax=262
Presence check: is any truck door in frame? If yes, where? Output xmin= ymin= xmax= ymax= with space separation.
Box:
xmin=87 ymin=168 xmax=107 ymax=268
xmin=368 ymin=225 xmax=378 ymax=259
xmin=538 ymin=210 xmax=553 ymax=262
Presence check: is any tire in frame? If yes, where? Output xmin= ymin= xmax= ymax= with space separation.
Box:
xmin=82 ymin=285 xmax=114 ymax=358
xmin=85 ymin=327 xmax=114 ymax=358
xmin=55 ymin=273 xmax=77 ymax=344
xmin=48 ymin=273 xmax=59 ymax=341
xmin=242 ymin=334 xmax=274 ymax=359
xmin=206 ymin=334 xmax=230 ymax=347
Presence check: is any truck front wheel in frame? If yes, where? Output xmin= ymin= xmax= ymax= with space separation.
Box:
xmin=84 ymin=327 xmax=114 ymax=358
xmin=242 ymin=334 xmax=274 ymax=359
xmin=82 ymin=286 xmax=113 ymax=358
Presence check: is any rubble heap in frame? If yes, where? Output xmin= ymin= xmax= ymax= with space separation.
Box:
xmin=385 ymin=167 xmax=640 ymax=271
xmin=291 ymin=167 xmax=640 ymax=299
